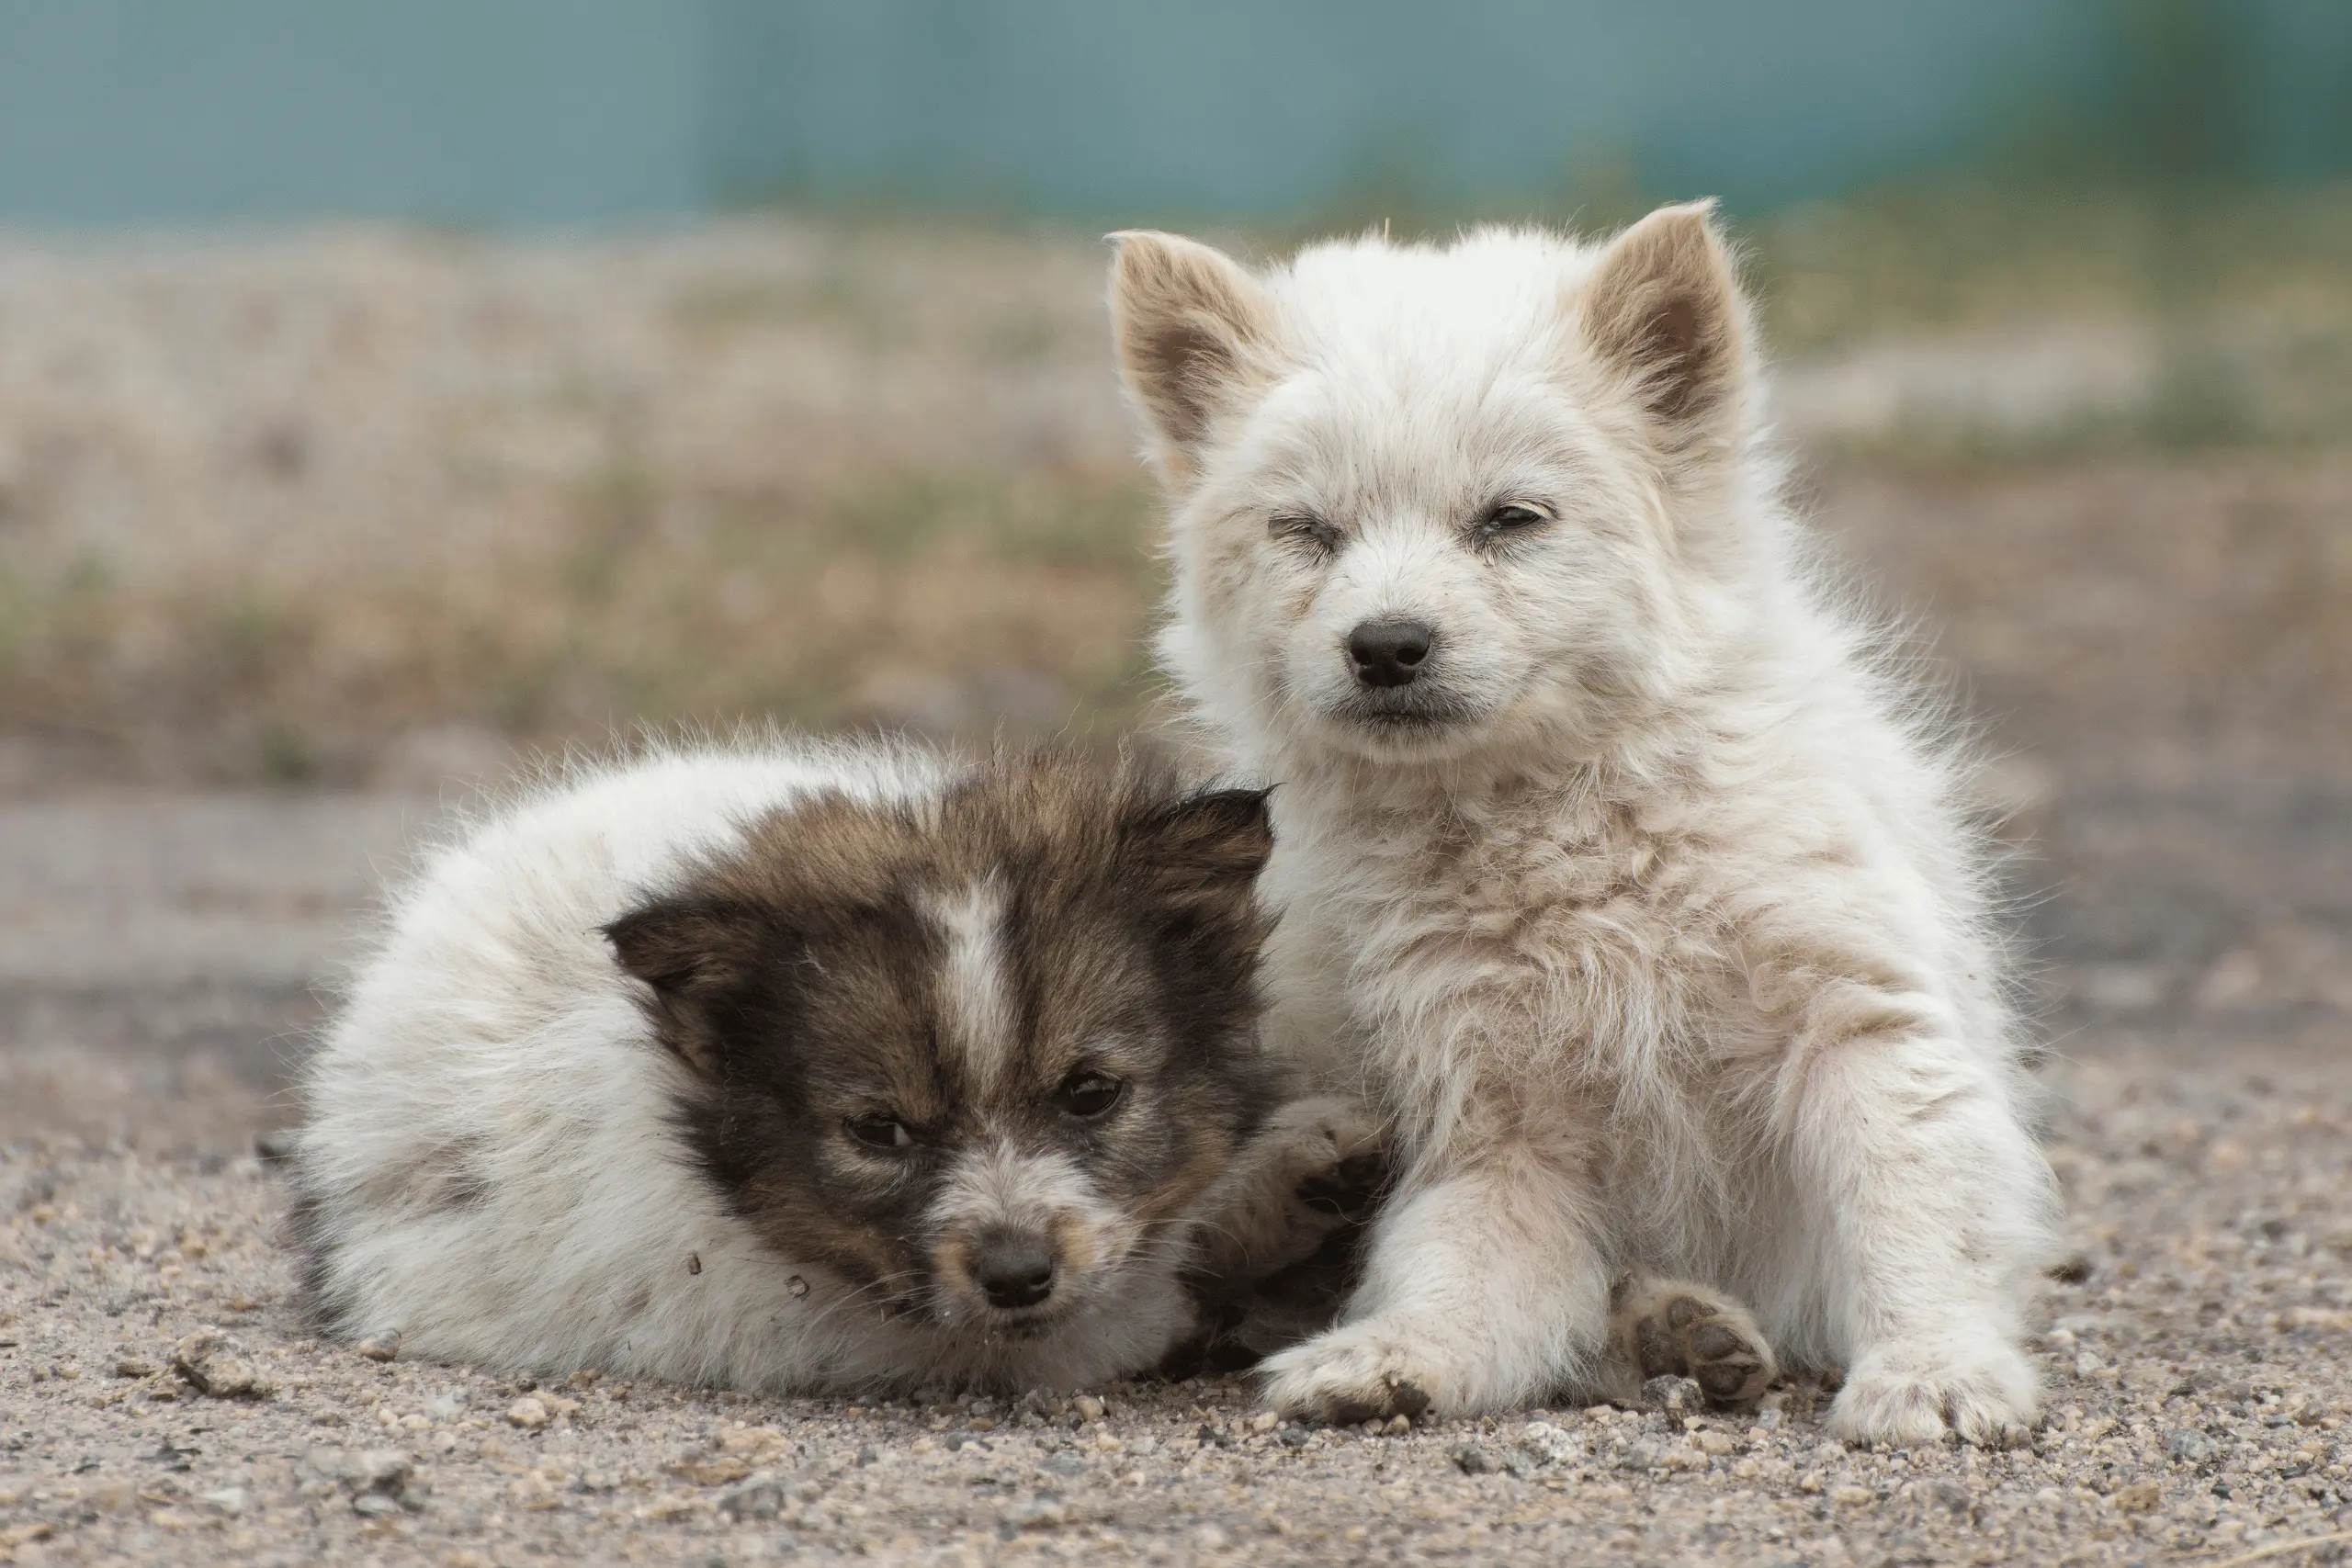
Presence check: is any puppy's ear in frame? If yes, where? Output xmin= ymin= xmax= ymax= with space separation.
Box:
xmin=604 ymin=895 xmax=771 ymax=1077
xmin=1121 ymin=785 xmax=1274 ymax=913
xmin=1106 ymin=231 xmax=1277 ymax=484
xmin=1577 ymin=200 xmax=1756 ymax=457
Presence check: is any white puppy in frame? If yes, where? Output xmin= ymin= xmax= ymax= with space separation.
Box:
xmin=1108 ymin=206 xmax=2062 ymax=1444
xmin=289 ymin=739 xmax=1379 ymax=1393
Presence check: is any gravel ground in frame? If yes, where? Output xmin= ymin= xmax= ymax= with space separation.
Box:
xmin=2 ymin=1037 xmax=2347 ymax=1568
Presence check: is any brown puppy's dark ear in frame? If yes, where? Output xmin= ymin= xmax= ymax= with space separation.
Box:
xmin=1106 ymin=231 xmax=1278 ymax=484
xmin=1577 ymin=200 xmax=1756 ymax=455
xmin=604 ymin=896 xmax=769 ymax=1077
xmin=1122 ymin=785 xmax=1274 ymax=911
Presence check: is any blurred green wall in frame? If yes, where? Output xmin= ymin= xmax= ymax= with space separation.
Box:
xmin=2 ymin=0 xmax=2346 ymax=226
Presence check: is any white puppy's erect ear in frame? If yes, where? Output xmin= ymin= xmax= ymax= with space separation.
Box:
xmin=1577 ymin=201 xmax=1756 ymax=452
xmin=1106 ymin=231 xmax=1275 ymax=482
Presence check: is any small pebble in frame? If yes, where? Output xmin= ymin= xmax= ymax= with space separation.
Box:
xmin=173 ymin=1328 xmax=270 ymax=1399
xmin=1007 ymin=1495 xmax=1068 ymax=1529
xmin=1453 ymin=1443 xmax=1498 ymax=1475
xmin=1642 ymin=1375 xmax=1704 ymax=1416
xmin=507 ymin=1396 xmax=550 ymax=1431
xmin=717 ymin=1479 xmax=786 ymax=1521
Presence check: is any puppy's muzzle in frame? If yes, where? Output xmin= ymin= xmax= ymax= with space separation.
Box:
xmin=969 ymin=1227 xmax=1058 ymax=1310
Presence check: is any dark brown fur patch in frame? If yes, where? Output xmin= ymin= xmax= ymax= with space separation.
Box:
xmin=605 ymin=750 xmax=1279 ymax=1316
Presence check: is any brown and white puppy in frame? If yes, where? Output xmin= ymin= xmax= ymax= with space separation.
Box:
xmin=290 ymin=739 xmax=1379 ymax=1393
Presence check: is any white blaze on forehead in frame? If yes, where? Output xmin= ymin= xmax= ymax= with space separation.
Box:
xmin=923 ymin=876 xmax=1018 ymax=1094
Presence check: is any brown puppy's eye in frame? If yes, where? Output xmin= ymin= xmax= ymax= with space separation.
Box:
xmin=1055 ymin=1071 xmax=1125 ymax=1120
xmin=846 ymin=1114 xmax=915 ymax=1151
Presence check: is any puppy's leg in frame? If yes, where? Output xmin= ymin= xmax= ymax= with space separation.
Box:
xmin=1187 ymin=1094 xmax=1386 ymax=1291
xmin=1606 ymin=1269 xmax=1777 ymax=1406
xmin=1260 ymin=1140 xmax=1611 ymax=1423
xmin=1779 ymin=1035 xmax=2056 ymax=1447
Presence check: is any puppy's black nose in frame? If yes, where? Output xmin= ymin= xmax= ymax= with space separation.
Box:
xmin=1348 ymin=619 xmax=1436 ymax=688
xmin=971 ymin=1232 xmax=1057 ymax=1309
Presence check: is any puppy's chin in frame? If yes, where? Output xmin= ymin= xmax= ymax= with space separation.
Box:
xmin=968 ymin=1306 xmax=1075 ymax=1343
xmin=1303 ymin=692 xmax=1499 ymax=764
xmin=924 ymin=1278 xmax=1103 ymax=1343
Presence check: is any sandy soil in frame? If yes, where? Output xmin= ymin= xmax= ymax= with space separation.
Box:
xmin=1 ymin=1036 xmax=2346 ymax=1567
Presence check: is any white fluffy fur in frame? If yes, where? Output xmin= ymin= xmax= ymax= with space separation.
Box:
xmin=1112 ymin=209 xmax=2064 ymax=1443
xmin=293 ymin=739 xmax=1352 ymax=1393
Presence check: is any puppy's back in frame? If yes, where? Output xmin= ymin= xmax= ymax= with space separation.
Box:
xmin=290 ymin=739 xmax=951 ymax=1385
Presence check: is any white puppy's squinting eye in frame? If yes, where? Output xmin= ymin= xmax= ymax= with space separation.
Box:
xmin=1474 ymin=502 xmax=1552 ymax=545
xmin=1269 ymin=513 xmax=1343 ymax=557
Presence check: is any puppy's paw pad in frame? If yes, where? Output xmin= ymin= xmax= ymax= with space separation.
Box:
xmin=1612 ymin=1276 xmax=1778 ymax=1407
xmin=1261 ymin=1323 xmax=1445 ymax=1427
xmin=1292 ymin=1149 xmax=1390 ymax=1220
xmin=1679 ymin=1304 xmax=1776 ymax=1405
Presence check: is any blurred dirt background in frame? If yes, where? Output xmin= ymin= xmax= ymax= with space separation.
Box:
xmin=4 ymin=189 xmax=2348 ymax=1064
xmin=3 ymin=190 xmax=2351 ymax=1564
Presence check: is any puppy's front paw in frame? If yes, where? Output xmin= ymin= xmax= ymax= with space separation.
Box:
xmin=1247 ymin=1095 xmax=1389 ymax=1268
xmin=1279 ymin=1100 xmax=1383 ymax=1194
xmin=1828 ymin=1335 xmax=2039 ymax=1448
xmin=1260 ymin=1318 xmax=1448 ymax=1426
xmin=1277 ymin=1096 xmax=1389 ymax=1222
xmin=1609 ymin=1271 xmax=1777 ymax=1406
